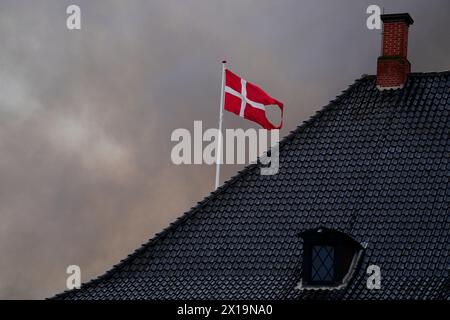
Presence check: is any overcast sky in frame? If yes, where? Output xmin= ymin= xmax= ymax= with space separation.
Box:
xmin=0 ymin=0 xmax=449 ymax=299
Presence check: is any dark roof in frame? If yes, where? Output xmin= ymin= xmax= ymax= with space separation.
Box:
xmin=54 ymin=72 xmax=450 ymax=300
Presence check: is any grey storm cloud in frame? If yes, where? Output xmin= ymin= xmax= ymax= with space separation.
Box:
xmin=0 ymin=0 xmax=449 ymax=299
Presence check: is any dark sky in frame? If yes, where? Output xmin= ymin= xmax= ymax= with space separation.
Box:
xmin=0 ymin=0 xmax=449 ymax=299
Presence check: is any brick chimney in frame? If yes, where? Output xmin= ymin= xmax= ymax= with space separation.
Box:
xmin=376 ymin=13 xmax=414 ymax=90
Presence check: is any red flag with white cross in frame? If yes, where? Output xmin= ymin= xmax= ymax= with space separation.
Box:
xmin=223 ymin=69 xmax=284 ymax=130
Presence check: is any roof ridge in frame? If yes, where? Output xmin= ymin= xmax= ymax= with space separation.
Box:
xmin=50 ymin=74 xmax=371 ymax=299
xmin=408 ymin=70 xmax=450 ymax=76
xmin=362 ymin=71 xmax=450 ymax=77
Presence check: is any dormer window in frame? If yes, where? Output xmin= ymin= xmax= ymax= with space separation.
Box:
xmin=297 ymin=227 xmax=363 ymax=290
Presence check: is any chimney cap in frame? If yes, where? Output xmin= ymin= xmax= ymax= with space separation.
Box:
xmin=381 ymin=13 xmax=414 ymax=25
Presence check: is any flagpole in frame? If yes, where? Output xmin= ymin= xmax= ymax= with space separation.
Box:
xmin=215 ymin=60 xmax=226 ymax=190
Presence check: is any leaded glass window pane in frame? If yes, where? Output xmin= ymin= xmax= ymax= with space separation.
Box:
xmin=311 ymin=246 xmax=334 ymax=282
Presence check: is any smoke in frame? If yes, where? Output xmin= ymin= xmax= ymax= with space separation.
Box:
xmin=0 ymin=0 xmax=448 ymax=299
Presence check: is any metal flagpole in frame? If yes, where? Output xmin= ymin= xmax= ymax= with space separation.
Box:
xmin=215 ymin=60 xmax=226 ymax=190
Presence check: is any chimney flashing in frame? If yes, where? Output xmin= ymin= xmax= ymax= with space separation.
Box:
xmin=376 ymin=84 xmax=405 ymax=91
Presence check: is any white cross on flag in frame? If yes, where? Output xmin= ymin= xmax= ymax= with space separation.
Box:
xmin=224 ymin=69 xmax=284 ymax=130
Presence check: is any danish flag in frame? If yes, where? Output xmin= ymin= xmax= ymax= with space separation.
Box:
xmin=224 ymin=69 xmax=284 ymax=130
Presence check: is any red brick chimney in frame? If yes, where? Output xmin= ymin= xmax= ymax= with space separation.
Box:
xmin=376 ymin=13 xmax=414 ymax=90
